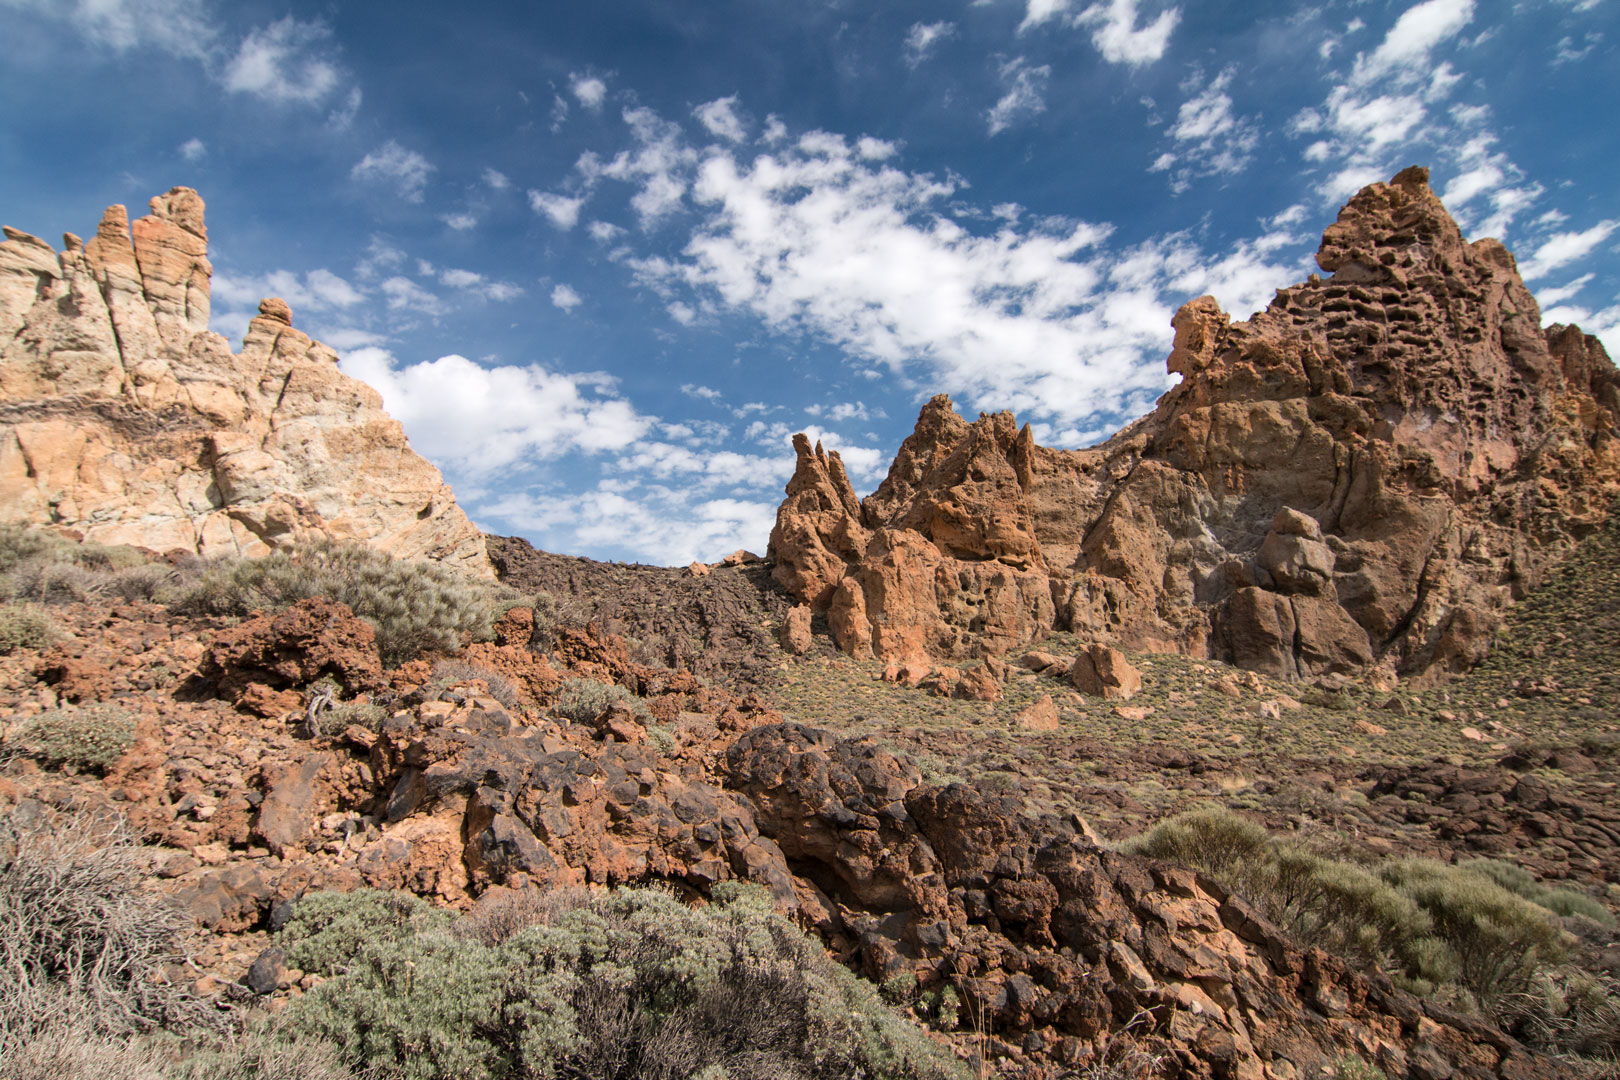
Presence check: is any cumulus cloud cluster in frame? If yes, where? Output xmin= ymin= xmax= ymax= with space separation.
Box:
xmin=582 ymin=109 xmax=1296 ymax=434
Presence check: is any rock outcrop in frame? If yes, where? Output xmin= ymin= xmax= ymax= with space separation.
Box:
xmin=0 ymin=188 xmax=489 ymax=574
xmin=769 ymin=168 xmax=1620 ymax=684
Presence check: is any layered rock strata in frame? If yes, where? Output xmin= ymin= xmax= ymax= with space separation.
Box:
xmin=769 ymin=168 xmax=1620 ymax=683
xmin=0 ymin=188 xmax=489 ymax=573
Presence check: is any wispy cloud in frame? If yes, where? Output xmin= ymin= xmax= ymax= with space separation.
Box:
xmin=987 ymin=58 xmax=1050 ymax=135
xmin=1021 ymin=0 xmax=1180 ymax=66
xmin=352 ymin=141 xmax=435 ymax=202
xmin=529 ymin=190 xmax=585 ymax=229
xmin=904 ymin=21 xmax=955 ymax=67
xmin=222 ymin=16 xmax=342 ymax=105
xmin=551 ymin=283 xmax=583 ymax=310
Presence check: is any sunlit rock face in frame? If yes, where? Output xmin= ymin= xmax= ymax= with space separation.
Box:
xmin=769 ymin=167 xmax=1620 ymax=684
xmin=0 ymin=188 xmax=490 ymax=575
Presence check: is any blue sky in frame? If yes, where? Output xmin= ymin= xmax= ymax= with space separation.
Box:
xmin=2 ymin=0 xmax=1616 ymax=565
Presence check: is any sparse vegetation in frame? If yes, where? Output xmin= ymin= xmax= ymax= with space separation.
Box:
xmin=1125 ymin=807 xmax=1575 ymax=1006
xmin=0 ymin=603 xmax=60 ymax=654
xmin=168 ymin=539 xmax=534 ymax=665
xmin=552 ymin=676 xmax=650 ymax=725
xmin=277 ymin=883 xmax=968 ymax=1080
xmin=0 ymin=807 xmax=219 ymax=1052
xmin=6 ymin=704 xmax=137 ymax=773
xmin=0 ymin=525 xmax=172 ymax=606
xmin=428 ymin=657 xmax=523 ymax=709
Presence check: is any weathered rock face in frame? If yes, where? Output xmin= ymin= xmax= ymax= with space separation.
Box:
xmin=769 ymin=168 xmax=1620 ymax=683
xmin=0 ymin=189 xmax=489 ymax=574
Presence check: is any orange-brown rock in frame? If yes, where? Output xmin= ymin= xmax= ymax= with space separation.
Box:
xmin=767 ymin=167 xmax=1620 ymax=683
xmin=0 ymin=189 xmax=490 ymax=575
xmin=1069 ymin=643 xmax=1143 ymax=700
xmin=778 ymin=604 xmax=813 ymax=656
xmin=199 ymin=597 xmax=386 ymax=712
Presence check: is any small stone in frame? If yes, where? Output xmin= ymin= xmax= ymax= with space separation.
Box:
xmin=246 ymin=946 xmax=287 ymax=996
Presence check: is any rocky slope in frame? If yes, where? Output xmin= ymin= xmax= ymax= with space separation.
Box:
xmin=0 ymin=591 xmax=1590 ymax=1079
xmin=0 ymin=189 xmax=489 ymax=574
xmin=769 ymin=168 xmax=1620 ymax=685
xmin=485 ymin=534 xmax=792 ymax=687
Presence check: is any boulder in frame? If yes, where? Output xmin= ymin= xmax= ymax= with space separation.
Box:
xmin=1068 ymin=644 xmax=1142 ymax=701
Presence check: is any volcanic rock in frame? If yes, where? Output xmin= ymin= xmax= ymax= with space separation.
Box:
xmin=1069 ymin=643 xmax=1143 ymax=700
xmin=0 ymin=189 xmax=489 ymax=573
xmin=767 ymin=167 xmax=1620 ymax=683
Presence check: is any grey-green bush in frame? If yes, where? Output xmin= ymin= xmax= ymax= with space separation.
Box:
xmin=551 ymin=677 xmax=650 ymax=725
xmin=8 ymin=704 xmax=136 ymax=772
xmin=278 ymin=883 xmax=967 ymax=1080
xmin=0 ymin=808 xmax=218 ymax=1054
xmin=0 ymin=604 xmax=60 ymax=655
xmin=1126 ymin=807 xmax=1574 ymax=1008
xmin=168 ymin=540 xmax=528 ymax=665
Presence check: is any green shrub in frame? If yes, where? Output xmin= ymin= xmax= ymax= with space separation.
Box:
xmin=279 ymin=883 xmax=966 ymax=1080
xmin=1499 ymin=968 xmax=1620 ymax=1059
xmin=0 ymin=604 xmax=60 ymax=655
xmin=0 ymin=527 xmax=163 ymax=606
xmin=1126 ymin=808 xmax=1575 ymax=1010
xmin=1380 ymin=859 xmax=1569 ymax=1003
xmin=169 ymin=541 xmax=524 ymax=665
xmin=8 ymin=705 xmax=136 ymax=772
xmin=279 ymin=889 xmax=455 ymax=976
xmin=309 ymin=699 xmax=390 ymax=737
xmin=1460 ymin=858 xmax=1615 ymax=926
xmin=552 ymin=677 xmax=650 ymax=725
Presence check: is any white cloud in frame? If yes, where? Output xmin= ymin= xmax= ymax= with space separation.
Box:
xmin=439 ymin=268 xmax=485 ymax=289
xmin=352 ymin=141 xmax=435 ymax=202
xmin=1158 ymin=68 xmax=1259 ymax=189
xmin=222 ymin=16 xmax=343 ymax=106
xmin=1351 ymin=0 xmax=1475 ymax=84
xmin=667 ymin=301 xmax=697 ymax=325
xmin=481 ymin=486 xmax=778 ymax=566
xmin=529 ymin=190 xmax=585 ymax=229
xmin=551 ymin=283 xmax=583 ymax=310
xmin=355 ymin=236 xmax=407 ymax=280
xmin=1535 ymin=274 xmax=1593 ymax=308
xmin=327 ymin=86 xmax=362 ymax=129
xmin=588 ymin=220 xmax=626 ymax=242
xmin=578 ymin=107 xmax=697 ymax=227
xmin=904 ymin=21 xmax=955 ymax=66
xmin=570 ymin=73 xmax=607 ymax=110
xmin=1077 ymin=0 xmax=1181 ymax=66
xmin=626 ymin=119 xmax=1296 ymax=431
xmin=681 ymin=384 xmax=723 ymax=401
xmin=442 ymin=212 xmax=478 ymax=231
xmin=1 ymin=0 xmax=217 ymax=59
xmin=483 ymin=167 xmax=511 ymax=190
xmin=379 ymin=276 xmax=444 ymax=315
xmin=179 ymin=137 xmax=206 ymax=161
xmin=212 ymin=267 xmax=365 ymax=314
xmin=338 ymin=349 xmax=653 ymax=476
xmin=437 ymin=268 xmax=523 ymax=301
xmin=694 ymin=96 xmax=747 ymax=142
xmin=988 ymin=58 xmax=1050 ymax=135
xmin=857 ymin=137 xmax=897 ymax=160
xmin=316 ymin=327 xmax=387 ymax=351
xmin=1518 ymin=221 xmax=1620 ymax=281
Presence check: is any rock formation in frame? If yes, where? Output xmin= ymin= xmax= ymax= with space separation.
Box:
xmin=0 ymin=188 xmax=489 ymax=574
xmin=769 ymin=167 xmax=1620 ymax=684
